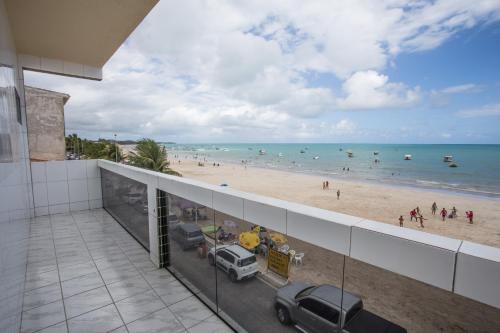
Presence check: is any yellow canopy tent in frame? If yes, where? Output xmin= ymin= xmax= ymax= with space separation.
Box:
xmin=239 ymin=231 xmax=260 ymax=250
xmin=269 ymin=232 xmax=287 ymax=245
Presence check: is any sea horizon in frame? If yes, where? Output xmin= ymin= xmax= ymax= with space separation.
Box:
xmin=164 ymin=143 xmax=500 ymax=198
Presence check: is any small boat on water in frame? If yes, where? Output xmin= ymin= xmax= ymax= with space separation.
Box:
xmin=449 ymin=163 xmax=458 ymax=168
xmin=404 ymin=154 xmax=412 ymax=160
xmin=346 ymin=150 xmax=354 ymax=158
xmin=300 ymin=150 xmax=306 ymax=153
xmin=443 ymin=155 xmax=453 ymax=162
xmin=339 ymin=148 xmax=343 ymax=151
xmin=313 ymin=156 xmax=319 ymax=160
xmin=374 ymin=151 xmax=379 ymax=155
xmin=278 ymin=153 xmax=284 ymax=157
xmin=258 ymin=149 xmax=266 ymax=155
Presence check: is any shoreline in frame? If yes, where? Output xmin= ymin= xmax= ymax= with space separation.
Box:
xmin=181 ymin=155 xmax=500 ymax=201
xmin=171 ymin=157 xmax=500 ymax=247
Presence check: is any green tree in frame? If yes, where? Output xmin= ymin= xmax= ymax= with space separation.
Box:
xmin=128 ymin=139 xmax=181 ymax=176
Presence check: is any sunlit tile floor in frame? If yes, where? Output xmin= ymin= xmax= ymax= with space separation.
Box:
xmin=21 ymin=209 xmax=232 ymax=333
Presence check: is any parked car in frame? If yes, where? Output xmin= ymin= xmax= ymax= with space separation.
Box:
xmin=167 ymin=214 xmax=180 ymax=230
xmin=207 ymin=244 xmax=259 ymax=282
xmin=274 ymin=283 xmax=406 ymax=333
xmin=172 ymin=223 xmax=205 ymax=250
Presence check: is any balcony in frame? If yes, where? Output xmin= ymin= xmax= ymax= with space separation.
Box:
xmin=1 ymin=158 xmax=499 ymax=333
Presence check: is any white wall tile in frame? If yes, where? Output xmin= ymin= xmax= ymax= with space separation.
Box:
xmin=83 ymin=65 xmax=102 ymax=80
xmin=70 ymin=201 xmax=90 ymax=212
xmin=66 ymin=160 xmax=87 ymax=180
xmin=40 ymin=57 xmax=63 ymax=73
xmin=32 ymin=182 xmax=48 ymax=207
xmin=68 ymin=179 xmax=89 ymax=203
xmin=31 ymin=163 xmax=47 ymax=183
xmin=18 ymin=54 xmax=41 ymax=70
xmin=46 ymin=161 xmax=67 ymax=182
xmin=47 ymin=181 xmax=69 ymax=205
xmin=86 ymin=160 xmax=100 ymax=178
xmin=63 ymin=61 xmax=84 ymax=77
xmin=34 ymin=206 xmax=49 ymax=217
xmin=89 ymin=199 xmax=103 ymax=209
xmin=87 ymin=178 xmax=102 ymax=200
xmin=49 ymin=204 xmax=70 ymax=215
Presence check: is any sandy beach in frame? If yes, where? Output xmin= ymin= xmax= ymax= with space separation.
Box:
xmin=171 ymin=157 xmax=500 ymax=247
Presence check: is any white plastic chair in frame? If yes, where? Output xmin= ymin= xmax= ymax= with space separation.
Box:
xmin=294 ymin=253 xmax=304 ymax=266
xmin=288 ymin=250 xmax=296 ymax=262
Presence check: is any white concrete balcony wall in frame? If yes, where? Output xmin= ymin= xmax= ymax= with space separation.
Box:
xmin=350 ymin=220 xmax=462 ymax=290
xmin=31 ymin=160 xmax=102 ymax=216
xmin=96 ymin=160 xmax=500 ymax=310
xmin=454 ymin=241 xmax=500 ymax=308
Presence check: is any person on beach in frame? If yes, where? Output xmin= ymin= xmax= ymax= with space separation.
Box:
xmin=432 ymin=202 xmax=437 ymax=215
xmin=410 ymin=209 xmax=417 ymax=221
xmin=418 ymin=214 xmax=427 ymax=228
xmin=441 ymin=208 xmax=447 ymax=221
xmin=337 ymin=190 xmax=340 ymax=200
xmin=466 ymin=211 xmax=474 ymax=224
xmin=322 ymin=181 xmax=325 ymax=190
xmin=416 ymin=206 xmax=420 ymax=215
xmin=326 ymin=181 xmax=329 ymax=189
xmin=399 ymin=215 xmax=404 ymax=227
xmin=452 ymin=206 xmax=457 ymax=219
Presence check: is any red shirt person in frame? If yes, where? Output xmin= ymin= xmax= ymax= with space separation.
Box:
xmin=410 ymin=209 xmax=417 ymax=221
xmin=466 ymin=211 xmax=474 ymax=224
xmin=440 ymin=208 xmax=447 ymax=221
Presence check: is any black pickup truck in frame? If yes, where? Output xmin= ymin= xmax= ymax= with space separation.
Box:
xmin=275 ymin=282 xmax=406 ymax=333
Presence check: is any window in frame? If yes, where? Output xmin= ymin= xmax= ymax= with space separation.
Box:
xmin=299 ymin=298 xmax=339 ymax=324
xmin=238 ymin=256 xmax=256 ymax=267
xmin=295 ymin=286 xmax=315 ymax=299
xmin=344 ymin=301 xmax=363 ymax=324
xmin=218 ymin=251 xmax=235 ymax=264
xmin=188 ymin=230 xmax=202 ymax=237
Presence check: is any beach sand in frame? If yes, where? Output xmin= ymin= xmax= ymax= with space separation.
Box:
xmin=172 ymin=158 xmax=500 ymax=247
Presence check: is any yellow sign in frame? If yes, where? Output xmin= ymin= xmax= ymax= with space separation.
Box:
xmin=268 ymin=248 xmax=289 ymax=278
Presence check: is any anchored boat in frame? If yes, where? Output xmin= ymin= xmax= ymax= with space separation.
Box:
xmin=404 ymin=154 xmax=412 ymax=160
xmin=443 ymin=155 xmax=453 ymax=162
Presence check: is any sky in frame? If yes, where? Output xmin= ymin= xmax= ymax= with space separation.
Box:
xmin=24 ymin=0 xmax=500 ymax=144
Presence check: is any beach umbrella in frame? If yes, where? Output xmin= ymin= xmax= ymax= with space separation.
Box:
xmin=269 ymin=232 xmax=287 ymax=245
xmin=239 ymin=231 xmax=260 ymax=250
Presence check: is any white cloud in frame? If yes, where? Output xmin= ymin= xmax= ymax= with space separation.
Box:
xmin=441 ymin=83 xmax=479 ymax=94
xmin=24 ymin=0 xmax=500 ymax=141
xmin=336 ymin=71 xmax=420 ymax=109
xmin=456 ymin=104 xmax=500 ymax=118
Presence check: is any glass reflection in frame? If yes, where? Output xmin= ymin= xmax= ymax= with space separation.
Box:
xmin=166 ymin=193 xmax=217 ymax=311
xmin=101 ymin=169 xmax=149 ymax=249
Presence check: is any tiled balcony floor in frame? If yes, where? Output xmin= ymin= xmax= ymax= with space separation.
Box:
xmin=22 ymin=209 xmax=232 ymax=333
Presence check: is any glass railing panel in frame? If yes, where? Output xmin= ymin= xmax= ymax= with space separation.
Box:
xmin=342 ymin=256 xmax=500 ymax=333
xmin=101 ymin=169 xmax=149 ymax=249
xmin=166 ymin=193 xmax=217 ymax=312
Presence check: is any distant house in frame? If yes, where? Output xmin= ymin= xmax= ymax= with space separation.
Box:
xmin=25 ymin=86 xmax=70 ymax=161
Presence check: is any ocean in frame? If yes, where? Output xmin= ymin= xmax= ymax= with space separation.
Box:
xmin=164 ymin=143 xmax=500 ymax=198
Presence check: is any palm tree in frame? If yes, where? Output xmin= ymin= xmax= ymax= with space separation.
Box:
xmin=128 ymin=139 xmax=181 ymax=176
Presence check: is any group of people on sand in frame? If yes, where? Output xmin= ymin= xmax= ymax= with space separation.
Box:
xmin=322 ymin=181 xmax=341 ymax=200
xmin=399 ymin=202 xmax=474 ymax=228
xmin=403 ymin=206 xmax=427 ymax=228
